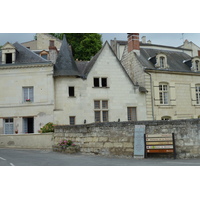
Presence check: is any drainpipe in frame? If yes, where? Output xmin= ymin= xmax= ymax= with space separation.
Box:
xmin=145 ymin=71 xmax=155 ymax=120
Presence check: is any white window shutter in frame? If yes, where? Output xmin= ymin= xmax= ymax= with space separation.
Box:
xmin=169 ymin=83 xmax=176 ymax=105
xmin=191 ymin=83 xmax=196 ymax=105
xmin=153 ymin=81 xmax=160 ymax=105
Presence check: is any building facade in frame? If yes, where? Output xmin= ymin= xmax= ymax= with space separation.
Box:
xmin=121 ymin=33 xmax=200 ymax=120
xmin=0 ymin=42 xmax=54 ymax=134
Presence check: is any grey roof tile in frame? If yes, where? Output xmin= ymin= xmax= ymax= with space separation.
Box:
xmin=54 ymin=35 xmax=81 ymax=77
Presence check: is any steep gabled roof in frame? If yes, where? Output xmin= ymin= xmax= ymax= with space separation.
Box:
xmin=54 ymin=35 xmax=81 ymax=77
xmin=82 ymin=41 xmax=145 ymax=90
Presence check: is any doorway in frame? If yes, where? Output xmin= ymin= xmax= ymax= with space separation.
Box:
xmin=23 ymin=117 xmax=34 ymax=133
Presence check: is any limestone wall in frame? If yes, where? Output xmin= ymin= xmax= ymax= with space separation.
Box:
xmin=54 ymin=119 xmax=200 ymax=158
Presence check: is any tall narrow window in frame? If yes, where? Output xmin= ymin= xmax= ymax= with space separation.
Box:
xmin=101 ymin=78 xmax=107 ymax=87
xmin=94 ymin=100 xmax=109 ymax=122
xmin=127 ymin=107 xmax=137 ymax=121
xmin=195 ymin=60 xmax=200 ymax=71
xmin=6 ymin=53 xmax=12 ymax=64
xmin=160 ymin=57 xmax=165 ymax=68
xmin=23 ymin=117 xmax=34 ymax=133
xmin=23 ymin=87 xmax=34 ymax=102
xmin=69 ymin=87 xmax=75 ymax=97
xmin=196 ymin=85 xmax=200 ymax=104
xmin=94 ymin=78 xmax=100 ymax=87
xmin=4 ymin=118 xmax=14 ymax=134
xmin=159 ymin=84 xmax=168 ymax=104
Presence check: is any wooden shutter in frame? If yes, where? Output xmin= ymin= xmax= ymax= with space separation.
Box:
xmin=169 ymin=83 xmax=176 ymax=105
xmin=191 ymin=83 xmax=196 ymax=105
xmin=153 ymin=81 xmax=160 ymax=105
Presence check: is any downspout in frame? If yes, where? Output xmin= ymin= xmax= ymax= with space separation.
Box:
xmin=145 ymin=71 xmax=155 ymax=120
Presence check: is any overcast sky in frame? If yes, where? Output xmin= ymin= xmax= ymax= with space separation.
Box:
xmin=1 ymin=33 xmax=200 ymax=47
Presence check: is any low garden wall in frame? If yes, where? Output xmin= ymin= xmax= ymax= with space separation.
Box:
xmin=54 ymin=119 xmax=200 ymax=159
xmin=0 ymin=133 xmax=53 ymax=149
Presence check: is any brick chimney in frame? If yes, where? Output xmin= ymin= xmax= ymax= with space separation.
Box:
xmin=127 ymin=33 xmax=140 ymax=53
xmin=49 ymin=40 xmax=58 ymax=64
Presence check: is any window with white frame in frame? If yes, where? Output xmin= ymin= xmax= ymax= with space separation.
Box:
xmin=93 ymin=77 xmax=108 ymax=88
xmin=160 ymin=56 xmax=165 ymax=68
xmin=4 ymin=118 xmax=14 ymax=134
xmin=159 ymin=83 xmax=169 ymax=104
xmin=94 ymin=100 xmax=109 ymax=122
xmin=127 ymin=107 xmax=137 ymax=121
xmin=23 ymin=87 xmax=34 ymax=102
xmin=196 ymin=85 xmax=200 ymax=104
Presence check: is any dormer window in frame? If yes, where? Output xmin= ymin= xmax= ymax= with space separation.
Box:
xmin=191 ymin=57 xmax=200 ymax=72
xmin=1 ymin=42 xmax=16 ymax=64
xmin=155 ymin=53 xmax=168 ymax=69
xmin=160 ymin=56 xmax=165 ymax=68
xmin=195 ymin=60 xmax=200 ymax=71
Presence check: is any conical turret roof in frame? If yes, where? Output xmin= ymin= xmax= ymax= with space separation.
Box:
xmin=54 ymin=35 xmax=81 ymax=77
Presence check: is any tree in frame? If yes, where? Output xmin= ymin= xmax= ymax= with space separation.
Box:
xmin=49 ymin=33 xmax=102 ymax=60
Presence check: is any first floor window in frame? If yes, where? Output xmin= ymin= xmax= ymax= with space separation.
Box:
xmin=94 ymin=100 xmax=109 ymax=122
xmin=93 ymin=77 xmax=108 ymax=87
xmin=23 ymin=117 xmax=34 ymax=133
xmin=69 ymin=116 xmax=76 ymax=125
xmin=196 ymin=85 xmax=200 ymax=104
xmin=159 ymin=83 xmax=168 ymax=104
xmin=69 ymin=87 xmax=75 ymax=97
xmin=4 ymin=118 xmax=14 ymax=134
xmin=127 ymin=107 xmax=137 ymax=121
xmin=23 ymin=87 xmax=34 ymax=102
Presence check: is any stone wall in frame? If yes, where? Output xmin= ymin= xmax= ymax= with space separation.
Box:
xmin=0 ymin=133 xmax=53 ymax=149
xmin=54 ymin=119 xmax=200 ymax=159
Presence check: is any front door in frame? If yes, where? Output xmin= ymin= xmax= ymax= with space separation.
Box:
xmin=23 ymin=117 xmax=34 ymax=133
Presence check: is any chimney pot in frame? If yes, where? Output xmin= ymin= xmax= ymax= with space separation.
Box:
xmin=142 ymin=36 xmax=146 ymax=43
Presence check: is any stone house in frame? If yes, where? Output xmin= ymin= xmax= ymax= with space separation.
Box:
xmin=121 ymin=33 xmax=200 ymax=120
xmin=0 ymin=35 xmax=147 ymax=134
xmin=53 ymin=36 xmax=147 ymax=125
xmin=0 ymin=42 xmax=54 ymax=134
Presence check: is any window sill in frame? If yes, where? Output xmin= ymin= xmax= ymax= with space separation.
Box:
xmin=92 ymin=87 xmax=110 ymax=89
xmin=157 ymin=105 xmax=174 ymax=109
xmin=68 ymin=96 xmax=76 ymax=98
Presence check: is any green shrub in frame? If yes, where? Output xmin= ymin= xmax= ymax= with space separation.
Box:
xmin=40 ymin=122 xmax=54 ymax=133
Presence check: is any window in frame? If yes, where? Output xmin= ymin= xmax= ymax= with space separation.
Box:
xmin=161 ymin=116 xmax=171 ymax=120
xmin=69 ymin=116 xmax=76 ymax=125
xmin=4 ymin=118 xmax=14 ymax=134
xmin=93 ymin=77 xmax=108 ymax=87
xmin=69 ymin=87 xmax=75 ymax=97
xmin=23 ymin=87 xmax=34 ymax=102
xmin=160 ymin=56 xmax=165 ymax=68
xmin=127 ymin=107 xmax=137 ymax=121
xmin=94 ymin=100 xmax=109 ymax=122
xmin=159 ymin=84 xmax=168 ymax=104
xmin=6 ymin=53 xmax=12 ymax=64
xmin=41 ymin=54 xmax=47 ymax=60
xmin=195 ymin=60 xmax=200 ymax=71
xmin=196 ymin=85 xmax=200 ymax=104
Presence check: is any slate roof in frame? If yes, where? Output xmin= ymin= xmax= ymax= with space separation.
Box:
xmin=0 ymin=42 xmax=51 ymax=65
xmin=54 ymin=35 xmax=81 ymax=77
xmin=136 ymin=48 xmax=193 ymax=73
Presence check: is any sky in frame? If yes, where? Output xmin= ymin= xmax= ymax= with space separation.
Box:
xmin=1 ymin=33 xmax=200 ymax=47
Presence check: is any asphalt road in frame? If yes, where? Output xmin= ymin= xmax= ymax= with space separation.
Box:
xmin=1 ymin=148 xmax=200 ymax=166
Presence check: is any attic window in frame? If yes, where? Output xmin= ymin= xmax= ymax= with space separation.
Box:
xmin=6 ymin=53 xmax=12 ymax=64
xmin=191 ymin=58 xmax=200 ymax=72
xmin=195 ymin=60 xmax=200 ymax=71
xmin=155 ymin=54 xmax=168 ymax=69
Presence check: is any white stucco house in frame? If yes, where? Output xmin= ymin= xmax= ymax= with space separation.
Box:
xmin=0 ymin=35 xmax=147 ymax=134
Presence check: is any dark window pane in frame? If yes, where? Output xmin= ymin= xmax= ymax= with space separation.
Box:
xmin=94 ymin=78 xmax=99 ymax=87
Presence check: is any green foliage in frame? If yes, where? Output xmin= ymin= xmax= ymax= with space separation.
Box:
xmin=49 ymin=33 xmax=102 ymax=60
xmin=39 ymin=122 xmax=54 ymax=133
xmin=58 ymin=139 xmax=76 ymax=150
